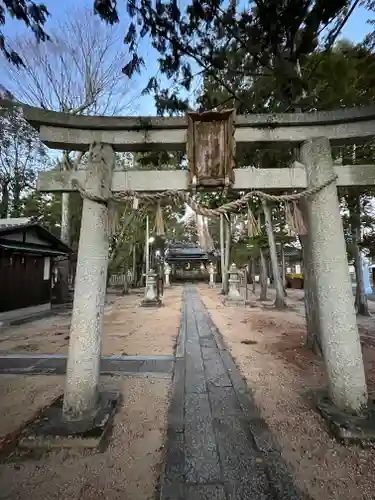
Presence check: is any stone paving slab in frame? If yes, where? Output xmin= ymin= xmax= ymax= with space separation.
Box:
xmin=160 ymin=286 xmax=312 ymax=500
xmin=204 ymin=354 xmax=232 ymax=388
xmin=0 ymin=355 xmax=174 ymax=376
xmin=207 ymin=385 xmax=244 ymax=418
xmin=184 ymin=392 xmax=222 ymax=484
xmin=186 ymin=484 xmax=227 ymax=500
xmin=167 ymin=358 xmax=185 ymax=433
xmin=176 ymin=299 xmax=187 ymax=359
xmin=164 ymin=428 xmax=185 ymax=482
xmin=0 ymin=357 xmax=37 ymax=372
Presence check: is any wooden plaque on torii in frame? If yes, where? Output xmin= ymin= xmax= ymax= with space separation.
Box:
xmin=187 ymin=109 xmax=236 ymax=189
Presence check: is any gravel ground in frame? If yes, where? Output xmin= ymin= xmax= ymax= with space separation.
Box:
xmin=0 ymin=286 xmax=183 ymax=356
xmin=0 ymin=287 xmax=181 ymax=499
xmin=0 ymin=376 xmax=170 ymax=500
xmin=199 ymin=284 xmax=375 ymax=500
xmin=0 ymin=376 xmax=64 ymax=443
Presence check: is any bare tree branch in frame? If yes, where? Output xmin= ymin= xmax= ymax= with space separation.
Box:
xmin=2 ymin=7 xmax=139 ymax=117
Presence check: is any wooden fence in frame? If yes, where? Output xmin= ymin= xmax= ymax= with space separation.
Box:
xmin=109 ymin=274 xmax=129 ymax=287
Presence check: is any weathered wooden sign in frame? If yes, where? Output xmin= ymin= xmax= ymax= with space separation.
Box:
xmin=187 ymin=109 xmax=236 ymax=189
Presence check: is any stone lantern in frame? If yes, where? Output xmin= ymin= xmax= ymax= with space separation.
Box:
xmin=127 ymin=268 xmax=132 ymax=286
xmin=226 ymin=263 xmax=243 ymax=303
xmin=142 ymin=269 xmax=161 ymax=307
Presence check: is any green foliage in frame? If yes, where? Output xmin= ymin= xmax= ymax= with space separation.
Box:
xmin=21 ymin=192 xmax=61 ymax=236
xmin=286 ymin=273 xmax=304 ymax=279
xmin=200 ymin=39 xmax=375 ymax=117
xmin=362 ymin=0 xmax=375 ymax=50
xmin=302 ymin=41 xmax=375 ymax=111
xmin=0 ymin=103 xmax=47 ymax=217
xmin=20 ymin=191 xmax=83 ymax=249
xmin=134 ymin=151 xmax=185 ymax=170
xmin=94 ymin=0 xmax=356 ymax=114
xmin=231 ymin=237 xmax=251 ymax=267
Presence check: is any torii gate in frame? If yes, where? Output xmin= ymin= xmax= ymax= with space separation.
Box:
xmin=9 ymin=101 xmax=375 ymax=425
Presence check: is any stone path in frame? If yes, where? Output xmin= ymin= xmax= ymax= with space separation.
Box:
xmin=160 ymin=286 xmax=311 ymax=500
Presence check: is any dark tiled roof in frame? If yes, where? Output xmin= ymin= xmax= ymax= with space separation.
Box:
xmin=165 ymin=243 xmax=219 ymax=263
xmin=0 ymin=222 xmax=71 ymax=254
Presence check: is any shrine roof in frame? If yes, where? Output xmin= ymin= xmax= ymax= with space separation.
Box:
xmin=165 ymin=243 xmax=219 ymax=263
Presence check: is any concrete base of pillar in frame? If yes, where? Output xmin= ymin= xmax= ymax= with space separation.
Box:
xmin=315 ymin=390 xmax=375 ymax=446
xmin=18 ymin=391 xmax=119 ymax=450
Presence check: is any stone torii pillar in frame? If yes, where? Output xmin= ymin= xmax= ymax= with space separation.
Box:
xmin=63 ymin=142 xmax=115 ymax=422
xmin=301 ymin=137 xmax=367 ymax=414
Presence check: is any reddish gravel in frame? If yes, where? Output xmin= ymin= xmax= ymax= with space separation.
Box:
xmin=199 ymin=284 xmax=375 ymax=500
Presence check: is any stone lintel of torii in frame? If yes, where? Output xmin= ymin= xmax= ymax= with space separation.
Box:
xmin=8 ymin=97 xmax=375 ymax=423
xmin=37 ymin=163 xmax=375 ymax=193
xmin=4 ymin=98 xmax=375 ymax=150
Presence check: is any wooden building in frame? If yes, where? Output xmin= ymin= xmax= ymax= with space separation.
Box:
xmin=165 ymin=243 xmax=220 ymax=282
xmin=0 ymin=219 xmax=71 ymax=322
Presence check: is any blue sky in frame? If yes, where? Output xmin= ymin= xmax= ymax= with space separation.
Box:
xmin=1 ymin=0 xmax=374 ymax=115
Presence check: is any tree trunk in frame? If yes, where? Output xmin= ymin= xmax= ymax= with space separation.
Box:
xmin=139 ymin=244 xmax=146 ymax=286
xmin=348 ymin=193 xmax=369 ymax=316
xmin=55 ymin=192 xmax=71 ymax=303
xmin=106 ymin=270 xmax=112 ymax=289
xmin=223 ymin=214 xmax=231 ymax=294
xmin=280 ymin=243 xmax=287 ymax=296
xmin=353 ymin=231 xmax=369 ymax=316
xmin=259 ymin=249 xmax=268 ymax=301
xmin=249 ymin=258 xmax=256 ymax=293
xmin=268 ymin=259 xmax=273 ymax=286
xmin=262 ymin=199 xmax=286 ymax=308
xmin=252 ymin=264 xmax=256 ymax=294
xmin=132 ymin=244 xmax=136 ymax=287
xmin=0 ymin=182 xmax=9 ymax=218
xmin=300 ymin=234 xmax=322 ymax=354
xmin=61 ymin=192 xmax=71 ymax=245
xmin=11 ymin=179 xmax=22 ymax=217
xmin=220 ymin=213 xmax=226 ymax=293
xmin=298 ymin=197 xmax=322 ymax=356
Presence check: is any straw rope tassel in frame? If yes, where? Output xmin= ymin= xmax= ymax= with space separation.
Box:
xmin=247 ymin=206 xmax=260 ymax=237
xmin=107 ymin=200 xmax=120 ymax=237
xmin=203 ymin=217 xmax=214 ymax=252
xmin=285 ymin=202 xmax=297 ymax=236
xmin=196 ymin=213 xmax=206 ymax=249
xmin=292 ymin=201 xmax=307 ymax=235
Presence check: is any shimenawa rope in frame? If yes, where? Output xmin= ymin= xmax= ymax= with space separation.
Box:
xmin=71 ymin=173 xmax=337 ymax=217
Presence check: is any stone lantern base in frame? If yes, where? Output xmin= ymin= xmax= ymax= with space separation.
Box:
xmin=141 ymin=297 xmax=162 ymax=307
xmin=224 ymin=296 xmax=245 ymax=307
